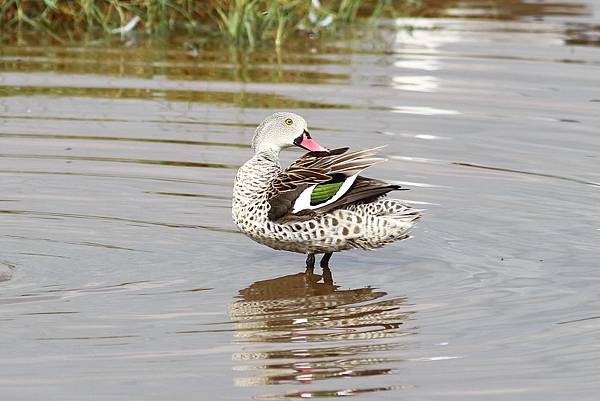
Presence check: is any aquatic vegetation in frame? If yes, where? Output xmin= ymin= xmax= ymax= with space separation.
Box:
xmin=0 ymin=0 xmax=421 ymax=46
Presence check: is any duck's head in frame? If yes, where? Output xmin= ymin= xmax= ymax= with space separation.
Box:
xmin=252 ymin=112 xmax=328 ymax=155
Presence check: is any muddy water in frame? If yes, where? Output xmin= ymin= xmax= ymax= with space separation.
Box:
xmin=1 ymin=1 xmax=600 ymax=400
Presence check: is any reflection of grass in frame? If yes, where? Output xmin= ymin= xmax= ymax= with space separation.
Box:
xmin=0 ymin=0 xmax=420 ymax=47
xmin=0 ymin=54 xmax=349 ymax=84
xmin=0 ymin=86 xmax=353 ymax=109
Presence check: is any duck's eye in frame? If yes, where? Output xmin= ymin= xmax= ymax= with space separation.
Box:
xmin=284 ymin=118 xmax=294 ymax=126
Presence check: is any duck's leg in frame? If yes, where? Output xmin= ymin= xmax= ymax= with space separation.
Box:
xmin=320 ymin=252 xmax=333 ymax=269
xmin=305 ymin=253 xmax=315 ymax=275
xmin=322 ymin=266 xmax=333 ymax=284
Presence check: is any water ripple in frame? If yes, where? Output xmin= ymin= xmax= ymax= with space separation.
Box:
xmin=0 ymin=153 xmax=238 ymax=169
xmin=454 ymin=162 xmax=600 ymax=187
xmin=0 ymin=210 xmax=239 ymax=234
xmin=0 ymin=133 xmax=250 ymax=149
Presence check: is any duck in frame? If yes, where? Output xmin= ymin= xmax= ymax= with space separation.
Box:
xmin=232 ymin=112 xmax=420 ymax=273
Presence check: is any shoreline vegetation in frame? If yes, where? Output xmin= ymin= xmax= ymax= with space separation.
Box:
xmin=0 ymin=0 xmax=424 ymax=47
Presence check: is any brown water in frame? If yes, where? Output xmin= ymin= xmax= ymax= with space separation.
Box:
xmin=1 ymin=1 xmax=600 ymax=400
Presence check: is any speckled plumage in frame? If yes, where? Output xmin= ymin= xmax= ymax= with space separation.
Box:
xmin=232 ymin=112 xmax=420 ymax=262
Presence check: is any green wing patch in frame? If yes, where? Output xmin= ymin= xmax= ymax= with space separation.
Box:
xmin=310 ymin=181 xmax=344 ymax=205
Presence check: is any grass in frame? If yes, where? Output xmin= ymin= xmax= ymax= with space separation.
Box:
xmin=0 ymin=0 xmax=422 ymax=47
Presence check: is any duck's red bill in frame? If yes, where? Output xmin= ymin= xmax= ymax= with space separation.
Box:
xmin=295 ymin=131 xmax=329 ymax=153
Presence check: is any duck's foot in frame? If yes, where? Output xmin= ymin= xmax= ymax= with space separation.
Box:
xmin=305 ymin=253 xmax=315 ymax=275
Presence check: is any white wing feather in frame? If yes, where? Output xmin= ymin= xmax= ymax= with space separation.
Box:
xmin=292 ymin=174 xmax=359 ymax=213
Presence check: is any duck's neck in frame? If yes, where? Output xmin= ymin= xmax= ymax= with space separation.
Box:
xmin=232 ymin=149 xmax=282 ymax=229
xmin=233 ymin=149 xmax=281 ymax=203
xmin=254 ymin=142 xmax=282 ymax=160
xmin=253 ymin=147 xmax=280 ymax=165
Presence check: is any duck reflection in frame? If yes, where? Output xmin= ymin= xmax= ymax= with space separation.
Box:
xmin=230 ymin=270 xmax=414 ymax=392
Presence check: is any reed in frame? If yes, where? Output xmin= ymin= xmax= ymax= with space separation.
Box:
xmin=0 ymin=0 xmax=419 ymax=46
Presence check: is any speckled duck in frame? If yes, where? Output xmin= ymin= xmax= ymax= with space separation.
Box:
xmin=232 ymin=112 xmax=420 ymax=272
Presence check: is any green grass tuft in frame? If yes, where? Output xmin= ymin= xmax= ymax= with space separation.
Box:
xmin=0 ymin=0 xmax=421 ymax=47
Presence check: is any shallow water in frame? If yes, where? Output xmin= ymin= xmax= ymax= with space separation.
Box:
xmin=1 ymin=1 xmax=600 ymax=400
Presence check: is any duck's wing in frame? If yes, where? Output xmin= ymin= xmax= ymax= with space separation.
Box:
xmin=267 ymin=146 xmax=404 ymax=222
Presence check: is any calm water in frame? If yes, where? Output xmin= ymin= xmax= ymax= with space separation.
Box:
xmin=1 ymin=1 xmax=600 ymax=400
